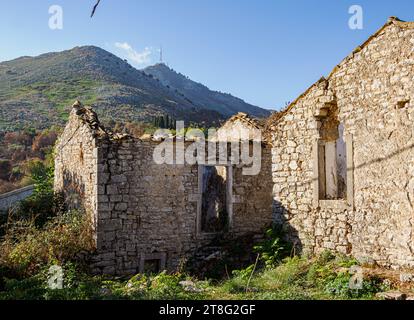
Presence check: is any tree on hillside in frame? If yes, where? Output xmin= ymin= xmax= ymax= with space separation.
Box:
xmin=31 ymin=131 xmax=58 ymax=158
xmin=4 ymin=132 xmax=33 ymax=148
xmin=0 ymin=160 xmax=12 ymax=181
xmin=152 ymin=115 xmax=176 ymax=129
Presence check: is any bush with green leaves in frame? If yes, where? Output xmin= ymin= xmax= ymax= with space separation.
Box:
xmin=323 ymin=271 xmax=389 ymax=299
xmin=15 ymin=157 xmax=63 ymax=227
xmin=253 ymin=227 xmax=292 ymax=268
xmin=0 ymin=263 xmax=106 ymax=300
xmin=220 ymin=264 xmax=256 ymax=294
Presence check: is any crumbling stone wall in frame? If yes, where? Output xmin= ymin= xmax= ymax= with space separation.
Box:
xmin=55 ymin=104 xmax=273 ymax=275
xmin=213 ymin=113 xmax=274 ymax=236
xmin=91 ymin=139 xmax=273 ymax=274
xmin=92 ymin=138 xmax=203 ymax=274
xmin=54 ymin=106 xmax=101 ymax=240
xmin=212 ymin=112 xmax=264 ymax=142
xmin=269 ymin=18 xmax=414 ymax=268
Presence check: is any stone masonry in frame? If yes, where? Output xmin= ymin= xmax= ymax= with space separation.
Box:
xmin=267 ymin=17 xmax=414 ymax=269
xmin=55 ymin=103 xmax=273 ymax=275
xmin=55 ymin=17 xmax=414 ymax=274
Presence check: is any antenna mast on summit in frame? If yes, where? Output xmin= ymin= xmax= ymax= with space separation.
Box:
xmin=160 ymin=46 xmax=163 ymax=63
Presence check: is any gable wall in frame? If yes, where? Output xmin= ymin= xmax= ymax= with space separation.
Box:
xmin=272 ymin=23 xmax=414 ymax=268
xmin=213 ymin=119 xmax=263 ymax=142
xmin=79 ymin=137 xmax=273 ymax=275
xmin=54 ymin=110 xmax=99 ymax=241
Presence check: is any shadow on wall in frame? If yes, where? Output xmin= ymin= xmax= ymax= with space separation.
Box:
xmin=62 ymin=169 xmax=87 ymax=211
xmin=273 ymin=199 xmax=303 ymax=255
xmin=271 ymin=140 xmax=414 ymax=259
xmin=354 ymin=142 xmax=414 ymax=170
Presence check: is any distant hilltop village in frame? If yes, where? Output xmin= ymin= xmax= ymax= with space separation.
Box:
xmin=55 ymin=17 xmax=414 ymax=275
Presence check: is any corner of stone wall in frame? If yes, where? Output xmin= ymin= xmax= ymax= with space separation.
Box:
xmin=54 ymin=101 xmax=110 ymax=253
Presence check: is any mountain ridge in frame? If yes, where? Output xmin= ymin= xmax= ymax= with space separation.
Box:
xmin=143 ymin=63 xmax=270 ymax=118
xmin=0 ymin=46 xmax=270 ymax=132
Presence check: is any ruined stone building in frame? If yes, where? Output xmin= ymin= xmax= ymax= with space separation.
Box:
xmin=55 ymin=17 xmax=414 ymax=274
xmin=55 ymin=104 xmax=273 ymax=275
xmin=268 ymin=17 xmax=414 ymax=269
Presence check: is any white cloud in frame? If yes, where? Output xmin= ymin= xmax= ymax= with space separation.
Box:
xmin=115 ymin=42 xmax=152 ymax=66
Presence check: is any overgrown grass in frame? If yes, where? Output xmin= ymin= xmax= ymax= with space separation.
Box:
xmin=0 ymin=211 xmax=394 ymax=300
xmin=0 ymin=190 xmax=394 ymax=301
xmin=208 ymin=253 xmax=386 ymax=300
xmin=0 ymin=243 xmax=392 ymax=300
xmin=0 ymin=211 xmax=95 ymax=279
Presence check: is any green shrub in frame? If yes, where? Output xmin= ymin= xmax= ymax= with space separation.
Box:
xmin=147 ymin=272 xmax=187 ymax=299
xmin=253 ymin=227 xmax=292 ymax=268
xmin=123 ymin=274 xmax=149 ymax=297
xmin=0 ymin=263 xmax=106 ymax=300
xmin=232 ymin=264 xmax=255 ymax=281
xmin=257 ymin=256 xmax=308 ymax=290
xmin=221 ymin=265 xmax=256 ymax=294
xmin=16 ymin=158 xmax=63 ymax=227
xmin=324 ymin=272 xmax=389 ymax=299
xmin=303 ymin=251 xmax=387 ymax=299
xmin=0 ymin=274 xmax=45 ymax=300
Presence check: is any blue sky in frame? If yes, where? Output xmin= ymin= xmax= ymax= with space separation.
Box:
xmin=1 ymin=0 xmax=414 ymax=110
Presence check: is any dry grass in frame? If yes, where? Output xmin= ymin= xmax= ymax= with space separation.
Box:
xmin=0 ymin=211 xmax=95 ymax=277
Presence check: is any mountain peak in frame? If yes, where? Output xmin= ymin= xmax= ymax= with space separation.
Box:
xmin=144 ymin=62 xmax=175 ymax=74
xmin=150 ymin=62 xmax=170 ymax=68
xmin=144 ymin=62 xmax=270 ymax=118
xmin=0 ymin=45 xmax=269 ymax=132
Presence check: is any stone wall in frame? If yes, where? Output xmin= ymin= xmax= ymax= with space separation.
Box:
xmin=0 ymin=185 xmax=34 ymax=212
xmin=92 ymin=138 xmax=202 ymax=274
xmin=55 ymin=104 xmax=273 ymax=275
xmin=91 ymin=139 xmax=273 ymax=274
xmin=232 ymin=147 xmax=273 ymax=235
xmin=54 ymin=106 xmax=101 ymax=242
xmin=212 ymin=112 xmax=264 ymax=142
xmin=269 ymin=18 xmax=414 ymax=268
